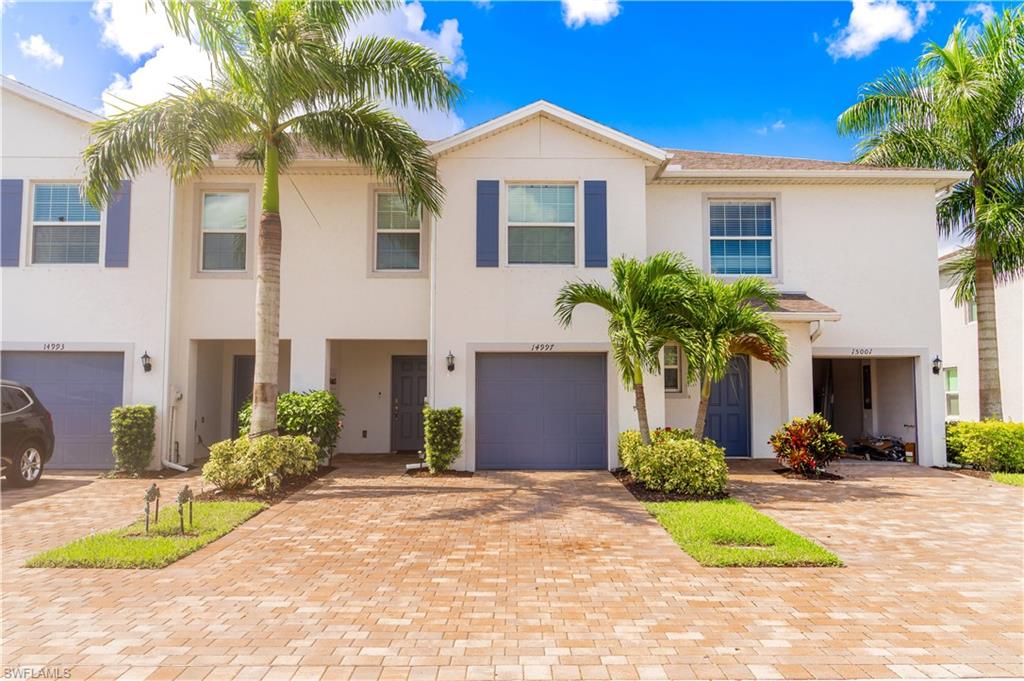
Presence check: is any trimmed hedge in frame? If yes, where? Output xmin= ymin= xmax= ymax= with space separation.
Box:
xmin=423 ymin=404 xmax=463 ymax=473
xmin=946 ymin=420 xmax=1024 ymax=473
xmin=110 ymin=404 xmax=156 ymax=475
xmin=203 ymin=434 xmax=318 ymax=493
xmin=618 ymin=428 xmax=727 ymax=497
xmin=238 ymin=390 xmax=343 ymax=461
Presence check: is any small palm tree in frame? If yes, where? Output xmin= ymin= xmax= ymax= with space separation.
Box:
xmin=83 ymin=0 xmax=459 ymax=435
xmin=837 ymin=8 xmax=1024 ymax=420
xmin=671 ymin=273 xmax=789 ymax=437
xmin=555 ymin=253 xmax=690 ymax=445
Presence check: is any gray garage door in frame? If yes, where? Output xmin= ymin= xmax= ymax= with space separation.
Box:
xmin=476 ymin=353 xmax=607 ymax=470
xmin=1 ymin=352 xmax=124 ymax=469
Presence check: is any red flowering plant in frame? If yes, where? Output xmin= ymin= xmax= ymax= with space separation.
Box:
xmin=769 ymin=414 xmax=845 ymax=477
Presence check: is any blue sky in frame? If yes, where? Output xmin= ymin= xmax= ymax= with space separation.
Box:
xmin=1 ymin=1 xmax=1012 ymax=161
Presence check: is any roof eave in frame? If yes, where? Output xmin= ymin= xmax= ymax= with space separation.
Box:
xmin=768 ymin=311 xmax=843 ymax=323
xmin=657 ymin=168 xmax=970 ymax=190
xmin=1 ymin=78 xmax=102 ymax=124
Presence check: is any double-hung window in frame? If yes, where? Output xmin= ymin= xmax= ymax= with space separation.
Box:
xmin=31 ymin=183 xmax=101 ymax=264
xmin=375 ymin=192 xmax=421 ymax=271
xmin=944 ymin=367 xmax=960 ymax=418
xmin=709 ymin=200 xmax=774 ymax=276
xmin=965 ymin=300 xmax=977 ymax=324
xmin=201 ymin=191 xmax=248 ymax=271
xmin=664 ymin=344 xmax=683 ymax=393
xmin=507 ymin=184 xmax=575 ymax=265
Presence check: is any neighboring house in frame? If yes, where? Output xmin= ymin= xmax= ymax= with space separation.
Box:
xmin=1 ymin=81 xmax=968 ymax=471
xmin=938 ymin=249 xmax=1024 ymax=423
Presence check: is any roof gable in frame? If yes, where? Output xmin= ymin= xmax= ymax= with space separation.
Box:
xmin=0 ymin=79 xmax=101 ymax=125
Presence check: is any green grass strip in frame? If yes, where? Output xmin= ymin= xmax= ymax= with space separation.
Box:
xmin=991 ymin=472 xmax=1024 ymax=487
xmin=645 ymin=498 xmax=842 ymax=567
xmin=25 ymin=501 xmax=266 ymax=569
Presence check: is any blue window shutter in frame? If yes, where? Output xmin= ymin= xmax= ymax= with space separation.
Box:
xmin=476 ymin=180 xmax=499 ymax=267
xmin=104 ymin=180 xmax=131 ymax=267
xmin=1 ymin=180 xmax=23 ymax=267
xmin=584 ymin=180 xmax=607 ymax=268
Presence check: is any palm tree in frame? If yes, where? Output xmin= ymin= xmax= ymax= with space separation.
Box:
xmin=670 ymin=273 xmax=789 ymax=437
xmin=83 ymin=0 xmax=459 ymax=435
xmin=837 ymin=8 xmax=1024 ymax=420
xmin=555 ymin=253 xmax=690 ymax=445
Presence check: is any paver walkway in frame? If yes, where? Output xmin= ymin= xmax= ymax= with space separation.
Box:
xmin=2 ymin=457 xmax=1021 ymax=680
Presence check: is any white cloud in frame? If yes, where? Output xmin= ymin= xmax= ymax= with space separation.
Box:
xmin=18 ymin=34 xmax=64 ymax=69
xmin=771 ymin=120 xmax=786 ymax=131
xmin=965 ymin=2 xmax=996 ymax=24
xmin=827 ymin=0 xmax=934 ymax=60
xmin=561 ymin=0 xmax=621 ymax=29
xmin=756 ymin=120 xmax=786 ymax=136
xmin=352 ymin=2 xmax=467 ymax=79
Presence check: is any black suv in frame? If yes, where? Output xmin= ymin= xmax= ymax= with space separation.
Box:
xmin=1 ymin=380 xmax=55 ymax=487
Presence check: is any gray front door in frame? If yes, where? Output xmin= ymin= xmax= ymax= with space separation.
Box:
xmin=1 ymin=351 xmax=124 ymax=469
xmin=704 ymin=355 xmax=751 ymax=456
xmin=476 ymin=353 xmax=607 ymax=470
xmin=231 ymin=355 xmax=255 ymax=437
xmin=391 ymin=356 xmax=427 ymax=452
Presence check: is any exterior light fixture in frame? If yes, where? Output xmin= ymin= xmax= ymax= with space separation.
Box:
xmin=446 ymin=351 xmax=455 ymax=372
xmin=932 ymin=356 xmax=942 ymax=375
xmin=141 ymin=351 xmax=153 ymax=373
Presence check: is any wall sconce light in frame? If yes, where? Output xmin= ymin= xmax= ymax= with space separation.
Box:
xmin=446 ymin=351 xmax=455 ymax=372
xmin=932 ymin=356 xmax=943 ymax=375
xmin=141 ymin=351 xmax=153 ymax=373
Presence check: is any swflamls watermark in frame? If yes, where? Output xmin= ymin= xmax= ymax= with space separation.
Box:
xmin=2 ymin=667 xmax=72 ymax=679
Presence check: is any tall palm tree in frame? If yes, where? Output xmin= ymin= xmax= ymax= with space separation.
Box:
xmin=555 ymin=253 xmax=690 ymax=445
xmin=83 ymin=0 xmax=459 ymax=435
xmin=837 ymin=8 xmax=1024 ymax=420
xmin=670 ymin=273 xmax=789 ymax=437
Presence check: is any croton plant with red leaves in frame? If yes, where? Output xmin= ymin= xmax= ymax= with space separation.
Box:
xmin=769 ymin=414 xmax=845 ymax=477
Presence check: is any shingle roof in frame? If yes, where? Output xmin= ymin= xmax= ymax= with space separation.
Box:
xmin=762 ymin=293 xmax=838 ymax=316
xmin=666 ymin=149 xmax=894 ymax=172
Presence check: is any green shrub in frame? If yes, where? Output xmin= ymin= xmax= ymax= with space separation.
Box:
xmin=203 ymin=434 xmax=318 ymax=493
xmin=238 ymin=390 xmax=343 ymax=460
xmin=110 ymin=404 xmax=156 ymax=475
xmin=624 ymin=436 xmax=727 ymax=497
xmin=769 ymin=414 xmax=845 ymax=477
xmin=945 ymin=421 xmax=966 ymax=465
xmin=422 ymin=404 xmax=463 ymax=474
xmin=947 ymin=420 xmax=1024 ymax=472
xmin=618 ymin=427 xmax=695 ymax=471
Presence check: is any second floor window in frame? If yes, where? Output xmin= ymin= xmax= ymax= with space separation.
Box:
xmin=32 ymin=183 xmax=101 ymax=264
xmin=508 ymin=184 xmax=575 ymax=265
xmin=375 ymin=192 xmax=421 ymax=271
xmin=201 ymin=191 xmax=248 ymax=271
xmin=944 ymin=367 xmax=960 ymax=418
xmin=709 ymin=200 xmax=774 ymax=276
xmin=965 ymin=300 xmax=977 ymax=324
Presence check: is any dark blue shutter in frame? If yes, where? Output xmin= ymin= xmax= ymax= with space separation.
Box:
xmin=584 ymin=180 xmax=607 ymax=268
xmin=104 ymin=181 xmax=131 ymax=267
xmin=1 ymin=180 xmax=24 ymax=267
xmin=476 ymin=180 xmax=499 ymax=267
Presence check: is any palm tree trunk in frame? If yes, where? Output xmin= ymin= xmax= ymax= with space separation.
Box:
xmin=975 ymin=253 xmax=1003 ymax=420
xmin=694 ymin=379 xmax=711 ymax=438
xmin=633 ymin=367 xmax=652 ymax=445
xmin=250 ymin=144 xmax=282 ymax=436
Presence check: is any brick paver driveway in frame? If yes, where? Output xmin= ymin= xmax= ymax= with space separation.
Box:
xmin=2 ymin=458 xmax=1022 ymax=681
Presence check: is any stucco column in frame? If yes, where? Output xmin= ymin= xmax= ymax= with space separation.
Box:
xmin=780 ymin=323 xmax=814 ymax=421
xmin=289 ymin=337 xmax=328 ymax=392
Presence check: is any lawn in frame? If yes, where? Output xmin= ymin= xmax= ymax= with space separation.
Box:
xmin=25 ymin=501 xmax=266 ymax=569
xmin=646 ymin=498 xmax=842 ymax=567
xmin=992 ymin=472 xmax=1024 ymax=487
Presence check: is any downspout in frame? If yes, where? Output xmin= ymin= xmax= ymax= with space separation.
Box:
xmin=160 ymin=175 xmax=187 ymax=472
xmin=809 ymin=320 xmax=823 ymax=343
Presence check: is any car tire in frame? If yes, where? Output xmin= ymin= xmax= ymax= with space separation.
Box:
xmin=7 ymin=442 xmax=44 ymax=487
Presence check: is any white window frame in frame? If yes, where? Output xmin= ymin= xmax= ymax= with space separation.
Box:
xmin=28 ymin=181 xmax=104 ymax=267
xmin=663 ymin=343 xmax=684 ymax=394
xmin=703 ymin=195 xmax=779 ymax=280
xmin=965 ymin=300 xmax=977 ymax=324
xmin=194 ymin=186 xmax=254 ymax=278
xmin=505 ymin=182 xmax=578 ymax=267
xmin=944 ymin=366 xmax=960 ymax=419
xmin=372 ymin=189 xmax=423 ymax=274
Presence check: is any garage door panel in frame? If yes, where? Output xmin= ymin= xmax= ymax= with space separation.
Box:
xmin=1 ymin=351 xmax=124 ymax=469
xmin=476 ymin=353 xmax=607 ymax=470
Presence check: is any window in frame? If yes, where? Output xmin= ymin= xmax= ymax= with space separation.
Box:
xmin=709 ymin=200 xmax=774 ymax=276
xmin=664 ymin=344 xmax=682 ymax=393
xmin=1 ymin=386 xmax=31 ymax=415
xmin=965 ymin=300 xmax=977 ymax=324
xmin=507 ymin=184 xmax=575 ymax=265
xmin=944 ymin=367 xmax=960 ymax=418
xmin=375 ymin=192 xmax=421 ymax=271
xmin=201 ymin=191 xmax=248 ymax=271
xmin=31 ymin=183 xmax=101 ymax=264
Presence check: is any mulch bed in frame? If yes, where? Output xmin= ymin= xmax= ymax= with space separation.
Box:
xmin=612 ymin=469 xmax=727 ymax=502
xmin=774 ymin=468 xmax=843 ymax=481
xmin=407 ymin=468 xmax=474 ymax=478
xmin=195 ymin=465 xmax=335 ymax=505
xmin=105 ymin=468 xmax=188 ymax=480
xmin=935 ymin=467 xmax=991 ymax=480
